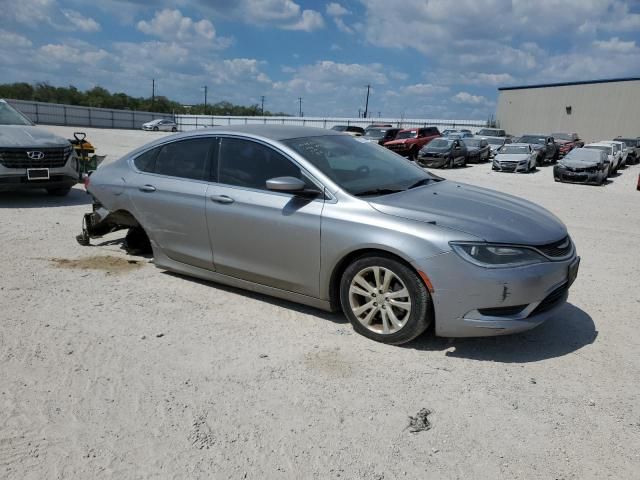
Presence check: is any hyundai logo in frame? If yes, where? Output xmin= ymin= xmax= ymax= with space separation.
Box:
xmin=27 ymin=151 xmax=45 ymax=160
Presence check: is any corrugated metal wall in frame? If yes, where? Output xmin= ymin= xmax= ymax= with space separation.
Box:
xmin=496 ymin=80 xmax=640 ymax=142
xmin=176 ymin=115 xmax=487 ymax=132
xmin=6 ymin=99 xmax=175 ymax=129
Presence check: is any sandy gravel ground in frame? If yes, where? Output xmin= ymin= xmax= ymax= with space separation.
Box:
xmin=1 ymin=126 xmax=639 ymax=479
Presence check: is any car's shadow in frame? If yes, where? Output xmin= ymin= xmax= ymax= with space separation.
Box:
xmin=404 ymin=303 xmax=596 ymax=363
xmin=161 ymin=271 xmax=348 ymax=324
xmin=0 ymin=187 xmax=90 ymax=208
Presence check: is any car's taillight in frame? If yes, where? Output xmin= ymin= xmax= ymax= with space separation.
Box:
xmin=83 ymin=173 xmax=90 ymax=190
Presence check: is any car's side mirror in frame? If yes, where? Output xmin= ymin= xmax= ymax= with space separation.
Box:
xmin=266 ymin=176 xmax=306 ymax=192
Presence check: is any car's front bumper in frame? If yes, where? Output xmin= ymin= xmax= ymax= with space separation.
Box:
xmin=492 ymin=160 xmax=529 ymax=172
xmin=0 ymin=157 xmax=79 ymax=192
xmin=413 ymin=249 xmax=579 ymax=337
xmin=554 ymin=167 xmax=604 ymax=184
xmin=418 ymin=155 xmax=448 ymax=168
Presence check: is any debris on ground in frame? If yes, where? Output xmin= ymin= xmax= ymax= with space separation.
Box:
xmin=407 ymin=408 xmax=432 ymax=433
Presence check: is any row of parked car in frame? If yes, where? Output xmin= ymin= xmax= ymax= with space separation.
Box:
xmin=330 ymin=123 xmax=640 ymax=186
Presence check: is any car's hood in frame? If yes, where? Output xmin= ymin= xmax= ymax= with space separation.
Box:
xmin=495 ymin=153 xmax=529 ymax=161
xmin=559 ymin=159 xmax=599 ymax=168
xmin=368 ymin=181 xmax=566 ymax=245
xmin=466 ymin=146 xmax=481 ymax=152
xmin=0 ymin=125 xmax=70 ymax=148
xmin=422 ymin=146 xmax=451 ymax=153
xmin=385 ymin=138 xmax=414 ymax=145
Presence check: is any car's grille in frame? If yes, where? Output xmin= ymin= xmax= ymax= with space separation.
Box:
xmin=559 ymin=173 xmax=589 ymax=183
xmin=386 ymin=144 xmax=407 ymax=152
xmin=498 ymin=161 xmax=517 ymax=171
xmin=0 ymin=146 xmax=72 ymax=169
xmin=535 ymin=236 xmax=573 ymax=258
xmin=531 ymin=283 xmax=568 ymax=315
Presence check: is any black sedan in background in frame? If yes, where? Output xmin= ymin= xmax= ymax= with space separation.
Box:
xmin=553 ymin=148 xmax=610 ymax=185
xmin=463 ymin=138 xmax=491 ymax=163
xmin=416 ymin=138 xmax=467 ymax=168
xmin=363 ymin=126 xmax=402 ymax=145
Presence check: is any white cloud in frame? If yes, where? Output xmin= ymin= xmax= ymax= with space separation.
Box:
xmin=452 ymin=92 xmax=491 ymax=106
xmin=326 ymin=3 xmax=350 ymax=17
xmin=400 ymin=83 xmax=449 ymax=96
xmin=0 ymin=29 xmax=32 ymax=48
xmin=593 ymin=37 xmax=638 ymax=53
xmin=282 ymin=9 xmax=325 ymax=31
xmin=62 ymin=10 xmax=101 ymax=32
xmin=204 ymin=58 xmax=272 ymax=85
xmin=138 ymin=9 xmax=215 ymax=41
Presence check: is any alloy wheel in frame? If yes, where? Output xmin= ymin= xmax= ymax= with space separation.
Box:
xmin=348 ymin=266 xmax=412 ymax=335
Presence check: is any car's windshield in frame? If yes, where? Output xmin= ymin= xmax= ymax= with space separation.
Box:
xmin=486 ymin=138 xmax=504 ymax=145
xmin=501 ymin=145 xmax=530 ymax=154
xmin=0 ymin=101 xmax=33 ymax=126
xmin=364 ymin=128 xmax=387 ymax=139
xmin=464 ymin=139 xmax=481 ymax=147
xmin=519 ymin=136 xmax=546 ymax=144
xmin=552 ymin=133 xmax=572 ymax=141
xmin=283 ymin=135 xmax=439 ymax=196
xmin=395 ymin=130 xmax=418 ymax=139
xmin=584 ymin=145 xmax=611 ymax=154
xmin=428 ymin=139 xmax=452 ymax=148
xmin=331 ymin=125 xmax=347 ymax=131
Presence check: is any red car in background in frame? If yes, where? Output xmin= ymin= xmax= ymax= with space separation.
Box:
xmin=552 ymin=132 xmax=584 ymax=157
xmin=383 ymin=126 xmax=440 ymax=160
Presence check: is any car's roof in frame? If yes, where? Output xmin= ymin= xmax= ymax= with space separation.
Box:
xmin=585 ymin=143 xmax=612 ymax=147
xmin=185 ymin=124 xmax=344 ymax=141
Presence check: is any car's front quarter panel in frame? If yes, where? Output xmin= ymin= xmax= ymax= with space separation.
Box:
xmin=414 ymin=248 xmax=578 ymax=337
xmin=318 ymin=193 xmax=479 ymax=301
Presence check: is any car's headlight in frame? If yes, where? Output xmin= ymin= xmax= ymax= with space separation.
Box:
xmin=450 ymin=242 xmax=547 ymax=268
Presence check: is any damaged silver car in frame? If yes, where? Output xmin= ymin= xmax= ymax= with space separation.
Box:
xmin=77 ymin=125 xmax=580 ymax=344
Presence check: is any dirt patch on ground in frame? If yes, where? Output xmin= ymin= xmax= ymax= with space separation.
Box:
xmin=49 ymin=255 xmax=143 ymax=273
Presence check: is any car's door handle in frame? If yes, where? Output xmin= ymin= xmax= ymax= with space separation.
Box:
xmin=139 ymin=184 xmax=156 ymax=192
xmin=210 ymin=194 xmax=234 ymax=204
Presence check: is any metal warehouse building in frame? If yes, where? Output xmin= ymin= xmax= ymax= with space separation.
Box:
xmin=496 ymin=77 xmax=640 ymax=142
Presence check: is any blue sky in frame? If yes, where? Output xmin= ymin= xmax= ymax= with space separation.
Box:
xmin=1 ymin=0 xmax=639 ymax=119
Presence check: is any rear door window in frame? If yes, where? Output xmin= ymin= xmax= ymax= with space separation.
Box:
xmin=134 ymin=148 xmax=159 ymax=173
xmin=154 ymin=138 xmax=213 ymax=180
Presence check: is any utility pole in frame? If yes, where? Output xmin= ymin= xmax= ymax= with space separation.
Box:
xmin=298 ymin=97 xmax=303 ymax=117
xmin=363 ymin=84 xmax=371 ymax=119
xmin=151 ymin=79 xmax=155 ymax=109
xmin=358 ymin=108 xmax=361 ymax=118
xmin=202 ymin=85 xmax=208 ymax=115
xmin=260 ymin=96 xmax=265 ymax=116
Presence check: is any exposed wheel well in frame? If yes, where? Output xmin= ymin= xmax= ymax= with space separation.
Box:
xmin=328 ymin=248 xmax=426 ymax=311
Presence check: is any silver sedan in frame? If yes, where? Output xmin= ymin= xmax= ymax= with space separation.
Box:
xmin=78 ymin=126 xmax=579 ymax=344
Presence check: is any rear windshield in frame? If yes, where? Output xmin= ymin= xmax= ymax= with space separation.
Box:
xmin=0 ymin=101 xmax=33 ymax=126
xmin=477 ymin=129 xmax=502 ymax=136
xmin=364 ymin=128 xmax=387 ymax=139
xmin=464 ymin=139 xmax=481 ymax=147
xmin=486 ymin=138 xmax=504 ymax=145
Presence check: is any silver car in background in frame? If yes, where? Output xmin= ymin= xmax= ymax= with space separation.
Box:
xmin=142 ymin=119 xmax=178 ymax=132
xmin=492 ymin=143 xmax=538 ymax=173
xmin=0 ymin=99 xmax=78 ymax=195
xmin=79 ymin=126 xmax=579 ymax=344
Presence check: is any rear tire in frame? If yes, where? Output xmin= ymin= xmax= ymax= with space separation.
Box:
xmin=46 ymin=187 xmax=71 ymax=196
xmin=171 ymin=127 xmax=177 ymax=132
xmin=153 ymin=126 xmax=159 ymax=131
xmin=339 ymin=255 xmax=432 ymax=345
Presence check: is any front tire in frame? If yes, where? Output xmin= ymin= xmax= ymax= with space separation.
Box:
xmin=153 ymin=126 xmax=159 ymax=131
xmin=171 ymin=127 xmax=177 ymax=132
xmin=339 ymin=255 xmax=432 ymax=345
